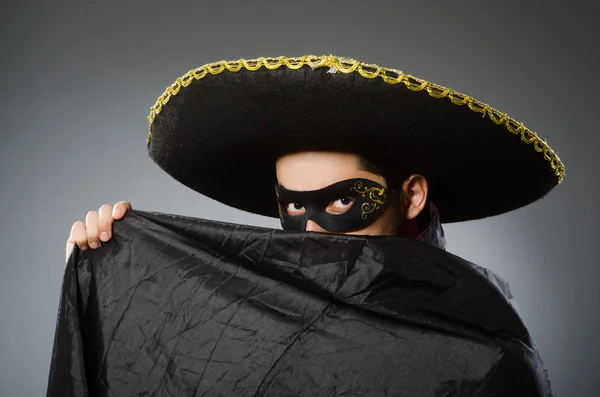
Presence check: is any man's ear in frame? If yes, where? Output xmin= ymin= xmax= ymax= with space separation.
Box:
xmin=401 ymin=174 xmax=429 ymax=220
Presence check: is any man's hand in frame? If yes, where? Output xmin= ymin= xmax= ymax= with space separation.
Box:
xmin=66 ymin=201 xmax=132 ymax=263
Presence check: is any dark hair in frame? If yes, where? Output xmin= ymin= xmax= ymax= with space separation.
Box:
xmin=356 ymin=154 xmax=431 ymax=231
xmin=356 ymin=154 xmax=411 ymax=189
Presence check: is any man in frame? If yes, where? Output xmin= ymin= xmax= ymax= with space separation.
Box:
xmin=54 ymin=55 xmax=563 ymax=396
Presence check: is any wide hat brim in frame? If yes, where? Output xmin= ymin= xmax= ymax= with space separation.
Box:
xmin=147 ymin=55 xmax=565 ymax=223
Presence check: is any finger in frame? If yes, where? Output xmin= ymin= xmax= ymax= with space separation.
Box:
xmin=66 ymin=226 xmax=79 ymax=263
xmin=112 ymin=201 xmax=132 ymax=219
xmin=70 ymin=221 xmax=88 ymax=250
xmin=66 ymin=237 xmax=74 ymax=263
xmin=85 ymin=210 xmax=100 ymax=249
xmin=98 ymin=204 xmax=113 ymax=242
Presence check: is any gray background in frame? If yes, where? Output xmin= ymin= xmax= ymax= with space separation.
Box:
xmin=1 ymin=0 xmax=598 ymax=395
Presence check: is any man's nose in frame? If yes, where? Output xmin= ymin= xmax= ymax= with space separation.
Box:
xmin=305 ymin=220 xmax=328 ymax=233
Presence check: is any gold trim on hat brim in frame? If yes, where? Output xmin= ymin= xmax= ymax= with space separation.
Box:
xmin=146 ymin=54 xmax=565 ymax=183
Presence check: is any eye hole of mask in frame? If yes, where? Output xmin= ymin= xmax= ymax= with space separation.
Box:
xmin=284 ymin=197 xmax=356 ymax=216
xmin=284 ymin=202 xmax=306 ymax=216
xmin=325 ymin=196 xmax=356 ymax=214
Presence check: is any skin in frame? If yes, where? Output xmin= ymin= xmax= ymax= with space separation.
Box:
xmin=66 ymin=152 xmax=429 ymax=262
xmin=65 ymin=201 xmax=132 ymax=263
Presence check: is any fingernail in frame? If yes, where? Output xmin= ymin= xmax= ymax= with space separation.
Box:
xmin=89 ymin=241 xmax=99 ymax=249
xmin=100 ymin=232 xmax=109 ymax=241
xmin=81 ymin=245 xmax=89 ymax=250
xmin=113 ymin=209 xmax=123 ymax=218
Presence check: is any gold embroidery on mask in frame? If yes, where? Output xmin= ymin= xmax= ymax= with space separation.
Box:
xmin=275 ymin=190 xmax=283 ymax=220
xmin=350 ymin=181 xmax=387 ymax=220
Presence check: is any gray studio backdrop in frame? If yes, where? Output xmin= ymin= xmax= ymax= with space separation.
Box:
xmin=1 ymin=1 xmax=598 ymax=396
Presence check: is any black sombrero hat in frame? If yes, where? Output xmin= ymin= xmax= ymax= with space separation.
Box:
xmin=147 ymin=55 xmax=565 ymax=223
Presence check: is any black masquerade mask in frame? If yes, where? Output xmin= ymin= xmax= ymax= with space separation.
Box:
xmin=275 ymin=178 xmax=389 ymax=233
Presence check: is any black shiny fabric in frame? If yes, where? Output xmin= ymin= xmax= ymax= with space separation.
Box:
xmin=47 ymin=210 xmax=552 ymax=396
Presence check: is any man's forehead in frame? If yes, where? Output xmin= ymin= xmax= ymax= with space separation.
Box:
xmin=275 ymin=151 xmax=384 ymax=191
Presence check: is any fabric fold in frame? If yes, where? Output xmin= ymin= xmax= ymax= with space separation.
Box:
xmin=47 ymin=210 xmax=552 ymax=396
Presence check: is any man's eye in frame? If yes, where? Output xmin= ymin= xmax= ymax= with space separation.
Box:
xmin=338 ymin=197 xmax=353 ymax=205
xmin=327 ymin=197 xmax=355 ymax=214
xmin=285 ymin=202 xmax=306 ymax=216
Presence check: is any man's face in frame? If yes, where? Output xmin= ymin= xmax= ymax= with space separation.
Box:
xmin=275 ymin=152 xmax=402 ymax=236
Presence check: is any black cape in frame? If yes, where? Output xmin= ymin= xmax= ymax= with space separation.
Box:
xmin=47 ymin=210 xmax=553 ymax=396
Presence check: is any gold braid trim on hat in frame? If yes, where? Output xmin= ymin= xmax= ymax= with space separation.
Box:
xmin=147 ymin=55 xmax=565 ymax=183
